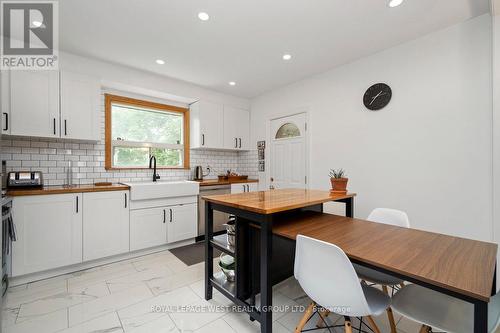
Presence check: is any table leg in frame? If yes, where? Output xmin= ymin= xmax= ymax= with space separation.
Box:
xmin=205 ymin=201 xmax=213 ymax=300
xmin=260 ymin=216 xmax=273 ymax=333
xmin=492 ymin=263 xmax=497 ymax=296
xmin=474 ymin=300 xmax=488 ymax=333
xmin=345 ymin=197 xmax=354 ymax=218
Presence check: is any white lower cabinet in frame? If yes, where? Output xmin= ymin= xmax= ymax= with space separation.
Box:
xmin=82 ymin=191 xmax=130 ymax=261
xmin=12 ymin=194 xmax=83 ymax=276
xmin=130 ymin=203 xmax=197 ymax=251
xmin=231 ymin=182 xmax=259 ymax=194
xmin=167 ymin=203 xmax=197 ymax=243
xmin=130 ymin=207 xmax=167 ymax=251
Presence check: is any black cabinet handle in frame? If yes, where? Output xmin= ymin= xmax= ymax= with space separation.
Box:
xmin=239 ymin=138 xmax=241 ymax=148
xmin=3 ymin=113 xmax=8 ymax=131
xmin=76 ymin=196 xmax=79 ymax=213
xmin=124 ymin=193 xmax=127 ymax=208
xmin=234 ymin=138 xmax=237 ymax=148
xmin=53 ymin=118 xmax=56 ymax=135
xmin=202 ymin=134 xmax=205 ymax=146
xmin=169 ymin=209 xmax=173 ymax=222
xmin=163 ymin=209 xmax=166 ymax=223
xmin=64 ymin=120 xmax=67 ymax=136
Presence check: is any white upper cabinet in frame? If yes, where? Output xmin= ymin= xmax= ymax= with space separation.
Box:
xmin=190 ymin=100 xmax=250 ymax=151
xmin=10 ymin=70 xmax=60 ymax=138
xmin=82 ymin=191 xmax=130 ymax=261
xmin=190 ymin=101 xmax=224 ymax=149
xmin=60 ymin=71 xmax=101 ymax=141
xmin=223 ymin=106 xmax=250 ymax=150
xmin=6 ymin=70 xmax=101 ymax=140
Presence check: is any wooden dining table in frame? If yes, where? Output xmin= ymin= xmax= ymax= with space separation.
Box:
xmin=203 ymin=189 xmax=497 ymax=333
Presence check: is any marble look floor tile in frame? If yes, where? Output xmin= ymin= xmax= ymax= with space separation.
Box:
xmin=2 ymin=305 xmax=20 ymax=329
xmin=273 ymin=278 xmax=307 ymax=304
xmin=57 ymin=312 xmax=123 ymax=333
xmin=5 ymin=284 xmax=68 ymax=308
xmin=68 ymin=284 xmax=153 ymax=326
xmin=126 ymin=314 xmax=178 ymax=333
xmin=188 ymin=280 xmax=234 ymax=307
xmin=194 ymin=318 xmax=235 ymax=333
xmin=67 ymin=262 xmax=138 ymax=290
xmin=277 ymin=308 xmax=331 ymax=333
xmin=147 ymin=265 xmax=204 ymax=296
xmin=67 ymin=281 xmax=111 ymax=299
xmin=17 ymin=291 xmax=96 ymax=321
xmin=117 ymin=286 xmax=200 ymax=332
xmin=3 ymin=308 xmax=67 ymax=333
xmin=169 ymin=298 xmax=227 ymax=331
xmin=27 ymin=274 xmax=69 ymax=291
xmin=223 ymin=312 xmax=292 ymax=333
xmin=106 ymin=265 xmax=174 ymax=294
xmin=7 ymin=285 xmax=27 ymax=293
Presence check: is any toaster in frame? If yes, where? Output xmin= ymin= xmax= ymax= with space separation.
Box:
xmin=7 ymin=171 xmax=44 ymax=188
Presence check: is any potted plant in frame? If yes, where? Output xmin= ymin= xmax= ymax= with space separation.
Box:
xmin=329 ymin=169 xmax=348 ymax=194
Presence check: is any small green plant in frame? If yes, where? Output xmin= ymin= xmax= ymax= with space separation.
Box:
xmin=329 ymin=168 xmax=346 ymax=179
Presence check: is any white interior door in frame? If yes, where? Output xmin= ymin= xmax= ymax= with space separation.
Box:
xmin=270 ymin=113 xmax=307 ymax=189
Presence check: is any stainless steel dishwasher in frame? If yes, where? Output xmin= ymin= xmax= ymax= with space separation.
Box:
xmin=198 ymin=184 xmax=231 ymax=237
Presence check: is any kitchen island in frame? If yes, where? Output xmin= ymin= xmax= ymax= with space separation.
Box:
xmin=203 ymin=189 xmax=356 ymax=333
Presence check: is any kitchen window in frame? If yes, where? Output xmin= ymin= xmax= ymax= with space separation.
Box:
xmin=105 ymin=94 xmax=189 ymax=169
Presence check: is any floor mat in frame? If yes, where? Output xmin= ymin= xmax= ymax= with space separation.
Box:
xmin=170 ymin=241 xmax=222 ymax=266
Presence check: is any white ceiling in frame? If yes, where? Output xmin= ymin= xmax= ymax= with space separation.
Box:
xmin=59 ymin=0 xmax=489 ymax=98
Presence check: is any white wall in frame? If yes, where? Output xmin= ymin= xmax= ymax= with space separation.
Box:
xmin=251 ymin=14 xmax=493 ymax=241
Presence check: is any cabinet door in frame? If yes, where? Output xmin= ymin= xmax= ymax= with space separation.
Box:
xmin=190 ymin=101 xmax=223 ymax=149
xmin=60 ymin=71 xmax=101 ymax=141
xmin=1 ymin=70 xmax=10 ymax=135
xmin=83 ymin=191 xmax=129 ymax=261
xmin=230 ymin=183 xmax=245 ymax=194
xmin=247 ymin=183 xmax=258 ymax=192
xmin=10 ymin=70 xmax=59 ymax=138
xmin=12 ymin=194 xmax=82 ymax=276
xmin=130 ymin=207 xmax=167 ymax=251
xmin=223 ymin=106 xmax=250 ymax=150
xmin=167 ymin=203 xmax=197 ymax=243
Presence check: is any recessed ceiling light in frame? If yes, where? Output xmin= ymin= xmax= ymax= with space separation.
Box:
xmin=32 ymin=20 xmax=43 ymax=27
xmin=228 ymin=81 xmax=236 ymax=86
xmin=198 ymin=12 xmax=210 ymax=21
xmin=388 ymin=0 xmax=404 ymax=7
xmin=155 ymin=59 xmax=165 ymax=65
xmin=282 ymin=54 xmax=292 ymax=61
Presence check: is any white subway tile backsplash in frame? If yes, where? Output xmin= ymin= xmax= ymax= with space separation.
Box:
xmin=2 ymin=92 xmax=258 ymax=185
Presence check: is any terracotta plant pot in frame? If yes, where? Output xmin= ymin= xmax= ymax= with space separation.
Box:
xmin=330 ymin=178 xmax=348 ymax=194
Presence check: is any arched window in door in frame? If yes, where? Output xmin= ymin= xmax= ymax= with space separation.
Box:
xmin=275 ymin=122 xmax=300 ymax=139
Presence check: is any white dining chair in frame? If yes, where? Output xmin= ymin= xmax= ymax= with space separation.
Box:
xmin=352 ymin=208 xmax=410 ymax=332
xmin=391 ymin=284 xmax=500 ymax=333
xmin=294 ymin=235 xmax=390 ymax=333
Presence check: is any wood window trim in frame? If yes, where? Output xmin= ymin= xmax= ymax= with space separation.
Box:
xmin=104 ymin=94 xmax=190 ymax=170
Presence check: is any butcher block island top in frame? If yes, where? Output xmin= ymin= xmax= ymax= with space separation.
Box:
xmin=202 ymin=188 xmax=356 ymax=214
xmin=7 ymin=183 xmax=130 ymax=196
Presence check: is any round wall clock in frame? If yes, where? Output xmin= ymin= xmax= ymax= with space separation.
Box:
xmin=363 ymin=83 xmax=392 ymax=111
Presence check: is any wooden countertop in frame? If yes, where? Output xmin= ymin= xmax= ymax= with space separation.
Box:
xmin=6 ymin=184 xmax=130 ymax=196
xmin=196 ymin=179 xmax=259 ymax=186
xmin=273 ymin=211 xmax=497 ymax=302
xmin=203 ymin=188 xmax=356 ymax=214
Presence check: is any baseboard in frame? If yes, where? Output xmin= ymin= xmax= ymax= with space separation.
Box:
xmin=10 ymin=238 xmax=195 ymax=286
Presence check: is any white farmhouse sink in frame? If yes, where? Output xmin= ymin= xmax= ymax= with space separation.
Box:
xmin=123 ymin=181 xmax=199 ymax=201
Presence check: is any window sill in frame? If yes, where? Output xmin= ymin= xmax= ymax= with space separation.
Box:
xmin=105 ymin=166 xmax=191 ymax=171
